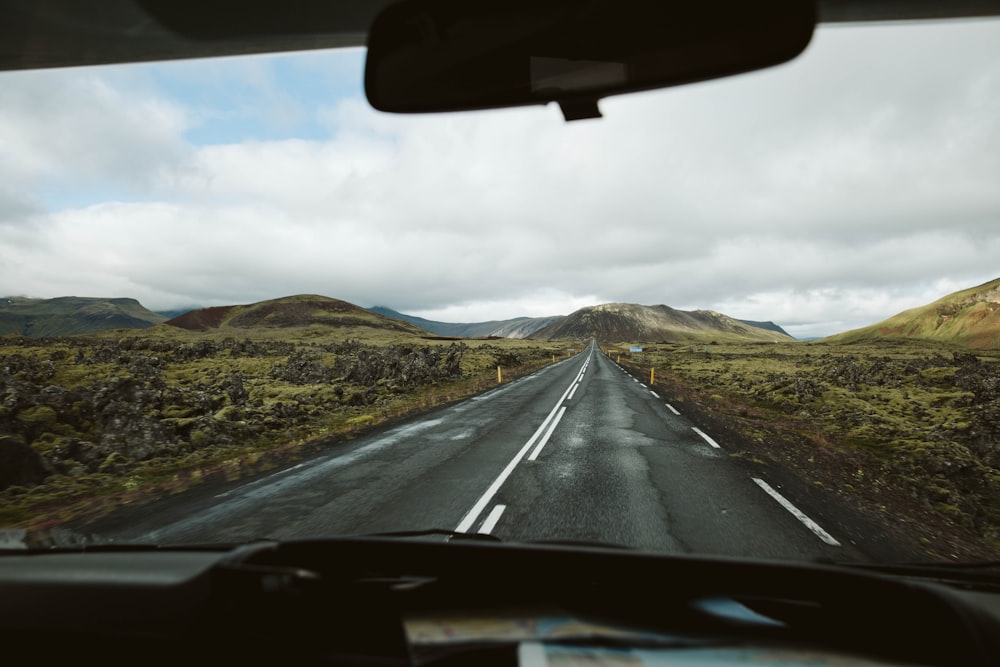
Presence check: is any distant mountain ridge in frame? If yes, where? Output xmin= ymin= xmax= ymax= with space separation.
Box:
xmin=824 ymin=277 xmax=1000 ymax=349
xmin=166 ymin=295 xmax=427 ymax=335
xmin=370 ymin=306 xmax=560 ymax=339
xmin=531 ymin=303 xmax=795 ymax=343
xmin=0 ymin=297 xmax=166 ymax=337
xmin=2 ymin=295 xmax=793 ymax=342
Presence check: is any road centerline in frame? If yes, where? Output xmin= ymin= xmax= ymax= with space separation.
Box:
xmin=478 ymin=504 xmax=507 ymax=534
xmin=528 ymin=406 xmax=567 ymax=461
xmin=454 ymin=348 xmax=591 ymax=533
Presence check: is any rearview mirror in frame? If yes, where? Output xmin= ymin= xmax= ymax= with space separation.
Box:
xmin=365 ymin=0 xmax=815 ymax=121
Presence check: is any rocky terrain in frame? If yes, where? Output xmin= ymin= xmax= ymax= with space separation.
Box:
xmin=0 ymin=322 xmax=561 ymax=528
xmin=618 ymin=339 xmax=1000 ymax=558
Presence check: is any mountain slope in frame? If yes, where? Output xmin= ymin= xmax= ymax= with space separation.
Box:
xmin=166 ymin=295 xmax=428 ymax=335
xmin=370 ymin=306 xmax=561 ymax=339
xmin=825 ymin=277 xmax=1000 ymax=349
xmin=0 ymin=297 xmax=166 ymax=337
xmin=738 ymin=319 xmax=792 ymax=337
xmin=530 ymin=303 xmax=794 ymax=343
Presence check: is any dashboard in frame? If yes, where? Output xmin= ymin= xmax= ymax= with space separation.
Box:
xmin=2 ymin=538 xmax=999 ymax=666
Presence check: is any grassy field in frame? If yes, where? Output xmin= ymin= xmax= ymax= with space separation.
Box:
xmin=607 ymin=338 xmax=1000 ymax=558
xmin=0 ymin=326 xmax=571 ymax=530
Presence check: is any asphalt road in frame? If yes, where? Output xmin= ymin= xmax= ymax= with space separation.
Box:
xmin=102 ymin=342 xmax=870 ymax=560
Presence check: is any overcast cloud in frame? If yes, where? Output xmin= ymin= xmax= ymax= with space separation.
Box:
xmin=1 ymin=20 xmax=998 ymax=338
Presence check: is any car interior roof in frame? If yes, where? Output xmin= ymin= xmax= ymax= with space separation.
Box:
xmin=1 ymin=0 xmax=999 ymax=72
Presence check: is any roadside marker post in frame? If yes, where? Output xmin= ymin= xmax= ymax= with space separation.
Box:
xmin=497 ymin=366 xmax=502 ymax=383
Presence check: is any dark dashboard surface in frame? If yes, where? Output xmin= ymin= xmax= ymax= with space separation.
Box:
xmin=2 ymin=538 xmax=999 ymax=666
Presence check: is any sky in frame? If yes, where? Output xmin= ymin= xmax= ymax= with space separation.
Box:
xmin=1 ymin=19 xmax=998 ymax=339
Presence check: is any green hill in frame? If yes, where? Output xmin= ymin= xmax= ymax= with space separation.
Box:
xmin=825 ymin=278 xmax=1000 ymax=349
xmin=0 ymin=297 xmax=166 ymax=337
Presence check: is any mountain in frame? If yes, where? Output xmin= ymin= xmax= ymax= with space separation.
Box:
xmin=487 ymin=315 xmax=564 ymax=338
xmin=155 ymin=308 xmax=197 ymax=320
xmin=370 ymin=306 xmax=561 ymax=339
xmin=529 ymin=303 xmax=795 ymax=343
xmin=0 ymin=297 xmax=167 ymax=337
xmin=824 ymin=277 xmax=1000 ymax=349
xmin=737 ymin=319 xmax=792 ymax=337
xmin=166 ymin=295 xmax=428 ymax=335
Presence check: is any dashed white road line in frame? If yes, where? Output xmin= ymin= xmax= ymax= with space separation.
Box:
xmin=650 ymin=391 xmax=660 ymax=398
xmin=665 ymin=404 xmax=681 ymax=416
xmin=692 ymin=427 xmax=721 ymax=449
xmin=752 ymin=478 xmax=841 ymax=547
xmin=567 ymin=382 xmax=580 ymax=401
xmin=478 ymin=504 xmax=507 ymax=535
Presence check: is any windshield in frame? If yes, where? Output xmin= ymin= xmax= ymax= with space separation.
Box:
xmin=0 ymin=16 xmax=998 ymax=565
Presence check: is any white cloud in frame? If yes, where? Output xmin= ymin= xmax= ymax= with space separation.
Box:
xmin=0 ymin=19 xmax=998 ymax=336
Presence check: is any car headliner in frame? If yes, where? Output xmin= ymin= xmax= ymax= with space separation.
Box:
xmin=1 ymin=0 xmax=998 ymax=72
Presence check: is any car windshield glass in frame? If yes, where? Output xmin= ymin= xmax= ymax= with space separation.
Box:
xmin=0 ymin=16 xmax=998 ymax=565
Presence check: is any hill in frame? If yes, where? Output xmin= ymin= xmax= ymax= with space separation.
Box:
xmin=0 ymin=296 xmax=166 ymax=337
xmin=737 ymin=319 xmax=792 ymax=337
xmin=370 ymin=306 xmax=560 ymax=339
xmin=166 ymin=295 xmax=428 ymax=335
xmin=530 ymin=303 xmax=795 ymax=343
xmin=824 ymin=277 xmax=1000 ymax=349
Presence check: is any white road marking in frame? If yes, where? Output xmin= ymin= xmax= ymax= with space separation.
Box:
xmin=529 ymin=406 xmax=567 ymax=461
xmin=640 ymin=383 xmax=647 ymax=388
xmin=692 ymin=427 xmax=721 ymax=449
xmin=567 ymin=382 xmax=580 ymax=401
xmin=666 ymin=404 xmax=681 ymax=416
xmin=633 ymin=378 xmax=639 ymax=383
xmin=478 ymin=504 xmax=507 ymax=534
xmin=455 ymin=357 xmax=583 ymax=533
xmin=650 ymin=391 xmax=660 ymax=398
xmin=752 ymin=478 xmax=841 ymax=547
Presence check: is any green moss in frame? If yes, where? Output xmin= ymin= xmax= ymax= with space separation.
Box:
xmin=17 ymin=405 xmax=57 ymax=426
xmin=346 ymin=414 xmax=376 ymax=426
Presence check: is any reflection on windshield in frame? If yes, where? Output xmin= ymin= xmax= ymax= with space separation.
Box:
xmin=0 ymin=20 xmax=998 ymax=563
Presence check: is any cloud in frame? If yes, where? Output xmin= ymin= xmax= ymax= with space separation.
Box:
xmin=0 ymin=19 xmax=998 ymax=336
xmin=0 ymin=69 xmax=191 ymax=196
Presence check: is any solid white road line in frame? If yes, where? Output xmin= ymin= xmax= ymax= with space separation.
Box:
xmin=454 ymin=356 xmax=583 ymax=533
xmin=752 ymin=478 xmax=841 ymax=547
xmin=692 ymin=427 xmax=721 ymax=449
xmin=478 ymin=504 xmax=507 ymax=534
xmin=666 ymin=404 xmax=681 ymax=416
xmin=650 ymin=391 xmax=660 ymax=398
xmin=529 ymin=406 xmax=567 ymax=461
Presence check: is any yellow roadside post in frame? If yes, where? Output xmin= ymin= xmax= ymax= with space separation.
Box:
xmin=650 ymin=368 xmax=655 ymax=385
xmin=497 ymin=366 xmax=502 ymax=383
